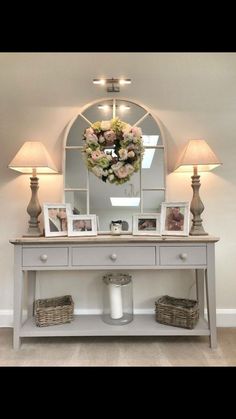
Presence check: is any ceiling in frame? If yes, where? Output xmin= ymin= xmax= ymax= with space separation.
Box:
xmin=1 ymin=52 xmax=236 ymax=112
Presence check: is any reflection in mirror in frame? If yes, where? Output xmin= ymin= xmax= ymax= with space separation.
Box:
xmin=142 ymin=148 xmax=164 ymax=189
xmin=89 ymin=171 xmax=140 ymax=231
xmin=67 ymin=116 xmax=89 ymax=146
xmin=139 ymin=114 xmax=163 ymax=144
xmin=63 ymin=98 xmax=166 ymax=233
xmin=115 ymin=100 xmax=146 ymax=125
xmin=65 ymin=190 xmax=87 ymax=214
xmin=65 ymin=150 xmax=86 ymax=189
xmin=82 ymin=100 xmax=113 ymax=122
xmin=142 ymin=190 xmax=165 ymax=213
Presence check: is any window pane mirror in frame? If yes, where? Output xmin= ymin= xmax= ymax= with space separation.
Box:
xmin=63 ymin=98 xmax=166 ymax=233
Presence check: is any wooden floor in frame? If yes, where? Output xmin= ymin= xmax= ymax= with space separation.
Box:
xmin=1 ymin=328 xmax=236 ymax=366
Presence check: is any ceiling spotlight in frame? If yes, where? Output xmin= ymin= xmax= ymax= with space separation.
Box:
xmin=98 ymin=105 xmax=110 ymax=110
xmin=119 ymin=105 xmax=130 ymax=111
xmin=93 ymin=79 xmax=106 ymax=85
xmin=93 ymin=78 xmax=132 ymax=92
xmin=119 ymin=79 xmax=132 ymax=85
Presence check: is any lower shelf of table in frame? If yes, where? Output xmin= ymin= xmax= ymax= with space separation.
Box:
xmin=20 ymin=315 xmax=210 ymax=337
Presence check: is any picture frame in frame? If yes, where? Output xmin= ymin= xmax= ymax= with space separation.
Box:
xmin=132 ymin=213 xmax=161 ymax=236
xmin=160 ymin=202 xmax=190 ymax=236
xmin=43 ymin=203 xmax=72 ymax=237
xmin=67 ymin=214 xmax=97 ymax=236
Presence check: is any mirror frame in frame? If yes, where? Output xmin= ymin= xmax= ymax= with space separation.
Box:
xmin=62 ymin=97 xmax=167 ymax=234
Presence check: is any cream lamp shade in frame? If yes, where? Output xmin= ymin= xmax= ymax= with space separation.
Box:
xmin=174 ymin=139 xmax=222 ymax=236
xmin=8 ymin=141 xmax=58 ymax=237
xmin=174 ymin=139 xmax=221 ymax=173
xmin=8 ymin=141 xmax=58 ymax=174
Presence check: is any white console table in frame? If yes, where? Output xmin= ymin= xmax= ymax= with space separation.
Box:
xmin=10 ymin=235 xmax=219 ymax=350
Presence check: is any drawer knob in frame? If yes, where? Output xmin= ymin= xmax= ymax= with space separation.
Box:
xmin=179 ymin=253 xmax=187 ymax=261
xmin=40 ymin=254 xmax=48 ymax=262
xmin=110 ymin=253 xmax=117 ymax=261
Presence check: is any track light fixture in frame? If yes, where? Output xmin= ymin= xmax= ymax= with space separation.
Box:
xmin=93 ymin=78 xmax=131 ymax=92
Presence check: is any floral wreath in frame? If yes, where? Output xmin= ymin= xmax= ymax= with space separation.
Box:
xmin=82 ymin=117 xmax=144 ymax=185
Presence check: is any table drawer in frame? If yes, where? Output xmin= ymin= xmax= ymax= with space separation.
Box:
xmin=72 ymin=246 xmax=156 ymax=266
xmin=159 ymin=246 xmax=207 ymax=266
xmin=22 ymin=247 xmax=69 ymax=267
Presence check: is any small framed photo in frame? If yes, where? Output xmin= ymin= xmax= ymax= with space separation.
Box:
xmin=160 ymin=202 xmax=190 ymax=236
xmin=43 ymin=203 xmax=72 ymax=237
xmin=132 ymin=213 xmax=161 ymax=236
xmin=67 ymin=214 xmax=97 ymax=236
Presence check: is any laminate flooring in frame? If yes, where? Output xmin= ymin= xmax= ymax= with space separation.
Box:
xmin=0 ymin=328 xmax=236 ymax=366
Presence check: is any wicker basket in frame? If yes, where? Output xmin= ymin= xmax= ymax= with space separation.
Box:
xmin=155 ymin=295 xmax=199 ymax=329
xmin=34 ymin=295 xmax=74 ymax=327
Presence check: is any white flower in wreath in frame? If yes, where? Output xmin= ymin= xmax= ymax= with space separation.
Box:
xmin=98 ymin=135 xmax=105 ymax=144
xmin=118 ymin=148 xmax=128 ymax=160
xmin=86 ymin=134 xmax=99 ymax=145
xmin=101 ymin=120 xmax=111 ymax=131
xmin=113 ymin=163 xmax=134 ymax=179
xmin=122 ymin=123 xmax=132 ymax=134
xmin=92 ymin=166 xmax=105 ymax=178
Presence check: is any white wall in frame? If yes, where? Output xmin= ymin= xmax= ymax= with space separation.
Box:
xmin=0 ymin=53 xmax=236 ymax=326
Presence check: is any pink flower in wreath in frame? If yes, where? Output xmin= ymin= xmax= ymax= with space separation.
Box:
xmin=127 ymin=150 xmax=135 ymax=158
xmin=91 ymin=150 xmax=103 ymax=161
xmin=104 ymin=130 xmax=116 ymax=145
xmin=114 ymin=163 xmax=134 ymax=179
xmin=131 ymin=126 xmax=142 ymax=137
xmin=85 ymin=127 xmax=94 ymax=136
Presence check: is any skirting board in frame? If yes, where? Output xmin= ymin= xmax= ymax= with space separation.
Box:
xmin=1 ymin=309 xmax=236 ymax=328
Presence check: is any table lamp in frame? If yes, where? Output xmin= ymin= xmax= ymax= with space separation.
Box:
xmin=174 ymin=139 xmax=222 ymax=235
xmin=8 ymin=141 xmax=58 ymax=237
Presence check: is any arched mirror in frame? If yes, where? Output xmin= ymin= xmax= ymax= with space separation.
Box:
xmin=63 ymin=98 xmax=166 ymax=233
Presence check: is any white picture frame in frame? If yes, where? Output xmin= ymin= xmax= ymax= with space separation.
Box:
xmin=160 ymin=202 xmax=190 ymax=236
xmin=43 ymin=203 xmax=72 ymax=237
xmin=67 ymin=214 xmax=97 ymax=236
xmin=132 ymin=213 xmax=161 ymax=236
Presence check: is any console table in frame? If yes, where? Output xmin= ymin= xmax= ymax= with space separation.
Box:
xmin=10 ymin=235 xmax=219 ymax=350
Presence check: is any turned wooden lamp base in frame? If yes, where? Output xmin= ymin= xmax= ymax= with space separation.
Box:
xmin=23 ymin=227 xmax=42 ymax=237
xmin=189 ymin=167 xmax=208 ymax=236
xmin=23 ymin=230 xmax=42 ymax=237
xmin=189 ymin=224 xmax=208 ymax=236
xmin=23 ymin=174 xmax=43 ymax=237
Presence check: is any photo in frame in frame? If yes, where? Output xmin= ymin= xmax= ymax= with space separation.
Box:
xmin=160 ymin=202 xmax=190 ymax=236
xmin=43 ymin=203 xmax=72 ymax=237
xmin=67 ymin=214 xmax=97 ymax=236
xmin=132 ymin=213 xmax=161 ymax=236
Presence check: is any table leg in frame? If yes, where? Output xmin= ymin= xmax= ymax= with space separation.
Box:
xmin=205 ymin=244 xmax=217 ymax=349
xmin=196 ymin=269 xmax=205 ymax=318
xmin=13 ymin=246 xmax=23 ymax=350
xmin=27 ymin=271 xmax=36 ymax=318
